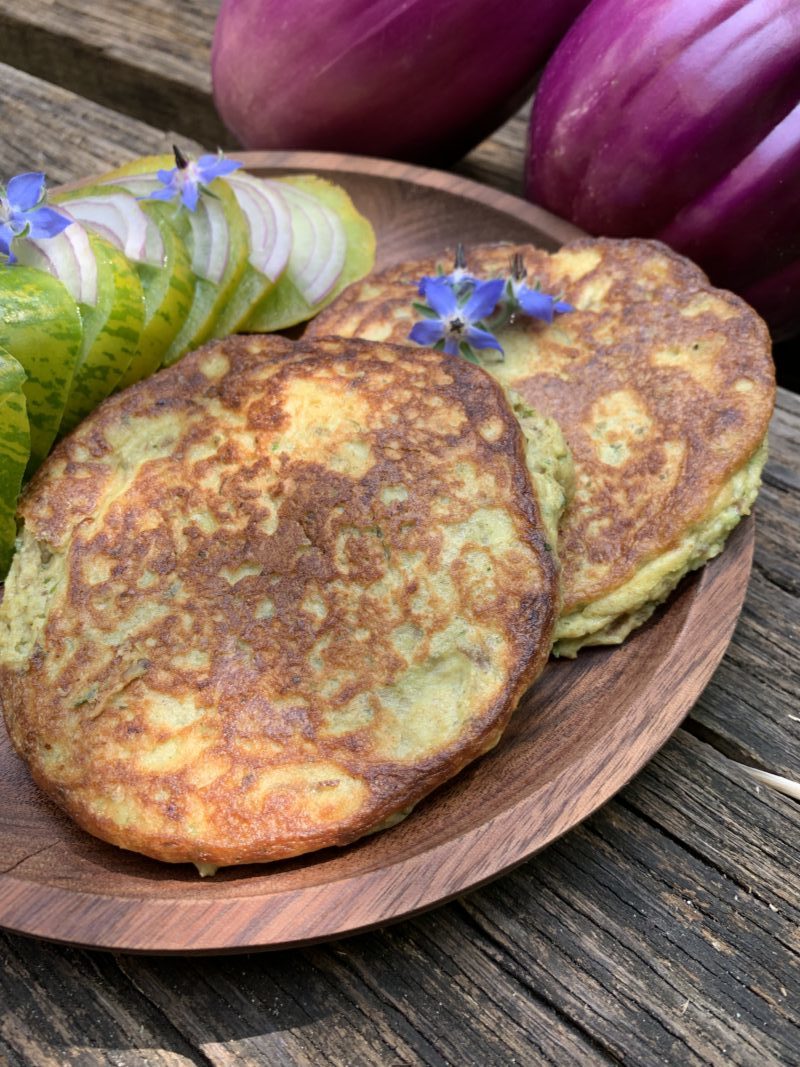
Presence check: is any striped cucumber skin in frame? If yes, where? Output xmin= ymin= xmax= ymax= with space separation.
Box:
xmin=59 ymin=235 xmax=145 ymax=435
xmin=116 ymin=202 xmax=196 ymax=388
xmin=243 ymin=175 xmax=376 ymax=332
xmin=213 ymin=261 xmax=275 ymax=338
xmin=95 ymin=157 xmax=250 ymax=369
xmin=0 ymin=267 xmax=82 ymax=473
xmin=161 ymin=178 xmax=249 ymax=366
xmin=0 ymin=346 xmax=30 ymax=578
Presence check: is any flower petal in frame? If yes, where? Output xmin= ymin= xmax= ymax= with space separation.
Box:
xmin=420 ymin=276 xmax=458 ymax=318
xmin=442 ymin=337 xmax=460 ymax=355
xmin=463 ymin=278 xmax=504 ymax=323
xmin=6 ymin=172 xmax=46 ymax=212
xmin=409 ymin=320 xmax=445 ymax=347
xmin=25 ymin=206 xmax=72 ymax=240
xmin=143 ymin=187 xmax=177 ymax=203
xmin=518 ymin=287 xmax=555 ymax=323
xmin=554 ymin=300 xmax=575 ymax=315
xmin=156 ymin=168 xmax=178 ymax=187
xmin=181 ymin=182 xmax=200 ymax=212
xmin=465 ymin=326 xmax=504 ymax=354
xmin=0 ymin=223 xmax=14 ymax=256
xmin=197 ymin=155 xmax=242 ymax=183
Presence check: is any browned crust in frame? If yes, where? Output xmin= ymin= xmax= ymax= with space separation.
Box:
xmin=309 ymin=238 xmax=776 ymax=614
xmin=1 ymin=335 xmax=558 ymax=867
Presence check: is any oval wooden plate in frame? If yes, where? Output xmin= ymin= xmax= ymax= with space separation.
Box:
xmin=0 ymin=152 xmax=755 ymax=954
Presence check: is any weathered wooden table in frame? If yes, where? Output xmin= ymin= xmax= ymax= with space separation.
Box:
xmin=0 ymin=5 xmax=798 ymax=1064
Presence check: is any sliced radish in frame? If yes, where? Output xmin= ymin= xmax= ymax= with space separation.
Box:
xmin=225 ymin=172 xmax=291 ymax=282
xmin=61 ymin=192 xmax=164 ymax=266
xmin=13 ymin=222 xmax=98 ymax=306
xmin=104 ymin=174 xmax=230 ymax=285
xmin=265 ymin=180 xmax=346 ymax=305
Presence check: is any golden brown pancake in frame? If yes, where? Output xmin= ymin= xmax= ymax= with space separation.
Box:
xmin=0 ymin=334 xmax=563 ymax=870
xmin=309 ymin=239 xmax=775 ymax=654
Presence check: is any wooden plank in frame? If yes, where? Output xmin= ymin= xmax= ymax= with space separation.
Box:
xmin=1 ymin=734 xmax=795 ymax=1067
xmin=456 ymin=101 xmax=531 ymax=196
xmin=688 ymin=390 xmax=800 ymax=778
xmin=460 ymin=733 xmax=799 ymax=1067
xmin=0 ymin=936 xmax=205 ymax=1066
xmin=0 ymin=62 xmax=203 ymax=185
xmin=0 ymin=0 xmax=228 ymax=148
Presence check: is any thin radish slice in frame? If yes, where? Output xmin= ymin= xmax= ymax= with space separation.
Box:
xmin=225 ymin=173 xmax=291 ymax=282
xmin=265 ymin=180 xmax=346 ymax=305
xmin=61 ymin=192 xmax=164 ymax=266
xmin=13 ymin=222 xmax=98 ymax=306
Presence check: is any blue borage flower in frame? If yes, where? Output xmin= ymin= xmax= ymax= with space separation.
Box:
xmin=506 ymin=251 xmax=574 ymax=324
xmin=410 ymin=275 xmax=505 ymax=362
xmin=144 ymin=146 xmax=242 ymax=212
xmin=417 ymin=243 xmax=479 ymax=299
xmin=409 ymin=247 xmax=574 ymax=362
xmin=0 ymin=172 xmax=71 ymax=264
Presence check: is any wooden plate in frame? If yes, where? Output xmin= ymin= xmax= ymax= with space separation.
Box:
xmin=0 ymin=152 xmax=755 ymax=953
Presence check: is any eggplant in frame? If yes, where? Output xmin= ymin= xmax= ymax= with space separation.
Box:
xmin=212 ymin=0 xmax=589 ymax=164
xmin=527 ymin=0 xmax=800 ymax=337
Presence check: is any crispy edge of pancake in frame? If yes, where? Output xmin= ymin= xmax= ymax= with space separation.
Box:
xmin=0 ymin=335 xmax=568 ymax=870
xmin=553 ymin=436 xmax=767 ymax=657
xmin=308 ymin=239 xmax=774 ymax=653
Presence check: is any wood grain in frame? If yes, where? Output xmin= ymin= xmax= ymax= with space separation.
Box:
xmin=0 ymin=152 xmax=758 ymax=953
xmin=0 ymin=0 xmax=228 ymax=147
xmin=0 ymin=56 xmax=797 ymax=1065
xmin=2 ymin=735 xmax=797 ymax=1066
xmin=0 ymin=62 xmax=203 ymax=184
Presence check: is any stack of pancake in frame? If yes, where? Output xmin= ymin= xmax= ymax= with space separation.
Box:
xmin=0 ymin=238 xmax=774 ymax=872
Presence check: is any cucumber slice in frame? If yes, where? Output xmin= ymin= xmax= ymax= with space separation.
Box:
xmin=0 ymin=346 xmax=31 ymax=578
xmin=242 ymin=175 xmax=375 ymax=332
xmin=116 ymin=201 xmax=195 ymax=387
xmin=96 ymin=156 xmax=249 ymax=365
xmin=161 ymin=178 xmax=248 ymax=364
xmin=58 ymin=235 xmax=145 ymax=435
xmin=212 ymin=173 xmax=292 ymax=336
xmin=54 ymin=187 xmax=196 ymax=387
xmin=0 ymin=266 xmax=82 ymax=472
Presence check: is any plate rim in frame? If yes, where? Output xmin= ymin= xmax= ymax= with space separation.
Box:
xmin=0 ymin=153 xmax=755 ymax=952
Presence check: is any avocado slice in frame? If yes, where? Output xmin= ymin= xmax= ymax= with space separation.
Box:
xmin=0 ymin=266 xmax=82 ymax=473
xmin=58 ymin=234 xmax=145 ymax=435
xmin=242 ymin=175 xmax=375 ymax=332
xmin=0 ymin=346 xmax=31 ymax=578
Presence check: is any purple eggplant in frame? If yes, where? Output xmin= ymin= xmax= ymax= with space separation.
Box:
xmin=527 ymin=0 xmax=800 ymax=337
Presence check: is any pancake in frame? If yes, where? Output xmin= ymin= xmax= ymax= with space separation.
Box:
xmin=0 ymin=334 xmax=566 ymax=871
xmin=309 ymin=238 xmax=775 ymax=655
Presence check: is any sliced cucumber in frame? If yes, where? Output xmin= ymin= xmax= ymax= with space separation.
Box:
xmin=161 ymin=178 xmax=248 ymax=364
xmin=96 ymin=155 xmax=249 ymax=365
xmin=54 ymin=186 xmax=196 ymax=387
xmin=242 ymin=175 xmax=375 ymax=332
xmin=0 ymin=346 xmax=31 ymax=578
xmin=213 ymin=172 xmax=292 ymax=336
xmin=58 ymin=234 xmax=145 ymax=435
xmin=0 ymin=266 xmax=83 ymax=472
xmin=116 ymin=201 xmax=195 ymax=387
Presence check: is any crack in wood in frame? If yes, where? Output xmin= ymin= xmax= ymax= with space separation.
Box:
xmin=454 ymin=901 xmax=620 ymax=1064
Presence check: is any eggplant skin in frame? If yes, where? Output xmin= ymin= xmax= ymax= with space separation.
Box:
xmin=0 ymin=335 xmax=564 ymax=870
xmin=526 ymin=0 xmax=800 ymax=337
xmin=211 ymin=0 xmax=590 ymax=164
xmin=309 ymin=237 xmax=775 ymax=654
